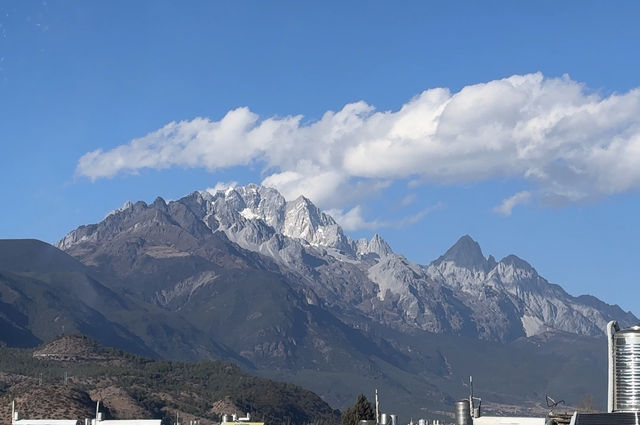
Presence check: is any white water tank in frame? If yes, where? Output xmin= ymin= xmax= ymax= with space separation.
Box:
xmin=455 ymin=400 xmax=472 ymax=425
xmin=609 ymin=323 xmax=640 ymax=412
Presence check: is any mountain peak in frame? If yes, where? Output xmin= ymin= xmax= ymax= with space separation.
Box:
xmin=369 ymin=233 xmax=392 ymax=257
xmin=434 ymin=235 xmax=489 ymax=271
xmin=292 ymin=195 xmax=313 ymax=206
xmin=499 ymin=254 xmax=536 ymax=273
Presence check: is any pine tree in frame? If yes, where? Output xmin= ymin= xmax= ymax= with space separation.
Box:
xmin=342 ymin=394 xmax=375 ymax=425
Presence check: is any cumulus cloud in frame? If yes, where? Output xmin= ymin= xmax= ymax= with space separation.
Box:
xmin=76 ymin=73 xmax=640 ymax=216
xmin=493 ymin=191 xmax=532 ymax=216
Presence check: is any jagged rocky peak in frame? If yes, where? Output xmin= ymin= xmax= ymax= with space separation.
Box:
xmin=57 ymin=199 xmax=152 ymax=250
xmin=492 ymin=254 xmax=538 ymax=283
xmin=283 ymin=195 xmax=352 ymax=252
xmin=201 ymin=184 xmax=286 ymax=230
xmin=433 ymin=235 xmax=491 ymax=271
xmin=498 ymin=254 xmax=534 ymax=270
xmin=196 ymin=184 xmax=354 ymax=252
xmin=357 ymin=233 xmax=393 ymax=257
xmin=104 ymin=200 xmax=135 ymax=219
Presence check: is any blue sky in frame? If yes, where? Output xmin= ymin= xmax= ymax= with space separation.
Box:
xmin=2 ymin=1 xmax=640 ymax=314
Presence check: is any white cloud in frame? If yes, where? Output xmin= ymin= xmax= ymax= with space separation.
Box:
xmin=76 ymin=73 xmax=640 ymax=214
xmin=327 ymin=202 xmax=444 ymax=231
xmin=401 ymin=194 xmax=417 ymax=206
xmin=326 ymin=206 xmax=379 ymax=231
xmin=203 ymin=181 xmax=237 ymax=196
xmin=493 ymin=191 xmax=532 ymax=216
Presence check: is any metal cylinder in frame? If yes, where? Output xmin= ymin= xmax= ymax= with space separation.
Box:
xmin=381 ymin=414 xmax=388 ymax=425
xmin=613 ymin=324 xmax=640 ymax=412
xmin=455 ymin=400 xmax=472 ymax=425
xmin=390 ymin=414 xmax=397 ymax=425
xmin=222 ymin=415 xmax=229 ymax=423
xmin=418 ymin=419 xmax=426 ymax=425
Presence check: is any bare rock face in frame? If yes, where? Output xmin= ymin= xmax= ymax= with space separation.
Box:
xmin=39 ymin=183 xmax=640 ymax=417
xmin=427 ymin=236 xmax=637 ymax=340
xmin=57 ymin=184 xmax=636 ymax=345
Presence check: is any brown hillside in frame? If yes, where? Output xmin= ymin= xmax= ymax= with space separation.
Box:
xmin=0 ymin=383 xmax=95 ymax=424
xmin=33 ymin=335 xmax=107 ymax=362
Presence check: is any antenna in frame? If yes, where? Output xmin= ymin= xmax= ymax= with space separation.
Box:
xmin=469 ymin=376 xmax=473 ymax=412
xmin=469 ymin=376 xmax=482 ymax=418
xmin=375 ymin=389 xmax=379 ymax=424
xmin=545 ymin=395 xmax=565 ymax=408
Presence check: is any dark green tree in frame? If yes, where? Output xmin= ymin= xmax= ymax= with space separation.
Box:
xmin=342 ymin=394 xmax=375 ymax=425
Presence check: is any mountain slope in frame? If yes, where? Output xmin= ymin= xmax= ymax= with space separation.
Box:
xmin=0 ymin=335 xmax=341 ymax=425
xmin=12 ymin=182 xmax=631 ymax=416
xmin=0 ymin=239 xmax=242 ymax=362
xmin=426 ymin=236 xmax=637 ymax=339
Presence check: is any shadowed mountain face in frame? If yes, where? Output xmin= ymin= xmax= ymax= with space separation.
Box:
xmin=0 ymin=239 xmax=242 ymax=362
xmin=1 ymin=184 xmax=636 ymax=417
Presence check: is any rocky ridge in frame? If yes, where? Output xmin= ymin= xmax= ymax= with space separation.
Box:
xmin=58 ymin=184 xmax=637 ymax=342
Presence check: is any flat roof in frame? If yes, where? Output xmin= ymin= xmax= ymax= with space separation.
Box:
xmin=473 ymin=417 xmax=546 ymax=425
xmin=14 ymin=420 xmax=78 ymax=425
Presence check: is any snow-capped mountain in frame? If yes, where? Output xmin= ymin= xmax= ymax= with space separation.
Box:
xmin=58 ymin=183 xmax=636 ymax=342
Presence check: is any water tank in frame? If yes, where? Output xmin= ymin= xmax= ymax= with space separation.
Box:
xmin=222 ymin=415 xmax=229 ymax=423
xmin=612 ymin=324 xmax=640 ymax=412
xmin=390 ymin=414 xmax=397 ymax=425
xmin=455 ymin=400 xmax=472 ymax=425
xmin=381 ymin=414 xmax=389 ymax=425
xmin=418 ymin=419 xmax=426 ymax=425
